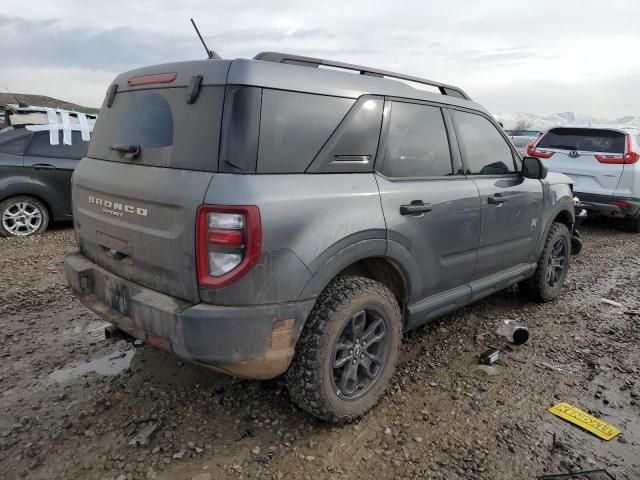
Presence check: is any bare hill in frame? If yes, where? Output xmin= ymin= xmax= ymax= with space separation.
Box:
xmin=0 ymin=93 xmax=98 ymax=114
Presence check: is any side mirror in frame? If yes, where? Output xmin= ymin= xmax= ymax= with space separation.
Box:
xmin=522 ymin=156 xmax=548 ymax=180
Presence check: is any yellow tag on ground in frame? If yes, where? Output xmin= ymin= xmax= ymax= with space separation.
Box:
xmin=549 ymin=402 xmax=620 ymax=440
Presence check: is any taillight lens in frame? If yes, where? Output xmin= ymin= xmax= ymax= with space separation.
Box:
xmin=595 ymin=135 xmax=639 ymax=164
xmin=527 ymin=138 xmax=554 ymax=159
xmin=610 ymin=200 xmax=630 ymax=210
xmin=196 ymin=205 xmax=261 ymax=288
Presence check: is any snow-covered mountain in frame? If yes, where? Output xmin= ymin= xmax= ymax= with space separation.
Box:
xmin=494 ymin=112 xmax=640 ymax=131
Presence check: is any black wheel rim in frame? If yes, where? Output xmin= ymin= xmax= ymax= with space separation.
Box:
xmin=330 ymin=306 xmax=390 ymax=401
xmin=547 ymin=238 xmax=567 ymax=288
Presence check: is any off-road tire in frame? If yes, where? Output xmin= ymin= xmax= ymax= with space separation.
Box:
xmin=286 ymin=276 xmax=402 ymax=423
xmin=522 ymin=222 xmax=571 ymax=303
xmin=624 ymin=213 xmax=640 ymax=233
xmin=0 ymin=196 xmax=49 ymax=237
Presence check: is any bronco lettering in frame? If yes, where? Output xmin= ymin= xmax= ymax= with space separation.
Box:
xmin=88 ymin=195 xmax=148 ymax=217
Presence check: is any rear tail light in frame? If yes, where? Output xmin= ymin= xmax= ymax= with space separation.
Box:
xmin=526 ymin=135 xmax=554 ymax=159
xmin=610 ymin=200 xmax=630 ymax=210
xmin=595 ymin=135 xmax=639 ymax=164
xmin=196 ymin=205 xmax=261 ymax=288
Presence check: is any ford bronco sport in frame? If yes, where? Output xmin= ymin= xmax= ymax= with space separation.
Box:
xmin=65 ymin=52 xmax=579 ymax=422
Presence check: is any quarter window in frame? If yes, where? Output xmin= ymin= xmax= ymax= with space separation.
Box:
xmin=382 ymin=102 xmax=452 ymax=177
xmin=453 ymin=110 xmax=515 ymax=175
xmin=258 ymin=90 xmax=353 ymax=173
xmin=0 ymin=134 xmax=31 ymax=155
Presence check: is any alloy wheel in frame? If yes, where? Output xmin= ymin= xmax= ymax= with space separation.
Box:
xmin=2 ymin=201 xmax=43 ymax=236
xmin=331 ymin=307 xmax=390 ymax=400
xmin=546 ymin=238 xmax=567 ymax=287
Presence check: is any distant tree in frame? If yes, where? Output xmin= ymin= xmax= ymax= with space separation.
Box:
xmin=513 ymin=119 xmax=533 ymax=131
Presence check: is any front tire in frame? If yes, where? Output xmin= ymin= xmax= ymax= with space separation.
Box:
xmin=522 ymin=222 xmax=571 ymax=302
xmin=286 ymin=276 xmax=402 ymax=423
xmin=0 ymin=196 xmax=49 ymax=237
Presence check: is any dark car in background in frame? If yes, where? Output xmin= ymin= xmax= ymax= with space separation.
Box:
xmin=0 ymin=126 xmax=91 ymax=236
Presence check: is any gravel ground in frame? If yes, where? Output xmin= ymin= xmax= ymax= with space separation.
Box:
xmin=1 ymin=220 xmax=639 ymax=480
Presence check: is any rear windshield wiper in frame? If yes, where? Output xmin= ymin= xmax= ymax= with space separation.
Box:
xmin=109 ymin=144 xmax=140 ymax=160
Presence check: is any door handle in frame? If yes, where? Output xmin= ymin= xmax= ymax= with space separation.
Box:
xmin=400 ymin=200 xmax=433 ymax=216
xmin=30 ymin=163 xmax=56 ymax=170
xmin=488 ymin=195 xmax=508 ymax=205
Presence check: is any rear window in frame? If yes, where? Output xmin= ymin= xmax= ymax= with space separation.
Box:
xmin=118 ymin=93 xmax=173 ymax=148
xmin=89 ymin=86 xmax=224 ymax=171
xmin=538 ymin=128 xmax=625 ymax=154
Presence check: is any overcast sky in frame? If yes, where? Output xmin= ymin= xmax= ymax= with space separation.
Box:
xmin=2 ymin=0 xmax=639 ymax=118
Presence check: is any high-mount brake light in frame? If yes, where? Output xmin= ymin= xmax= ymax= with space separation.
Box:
xmin=127 ymin=72 xmax=177 ymax=87
xmin=526 ymin=134 xmax=554 ymax=159
xmin=196 ymin=205 xmax=261 ymax=288
xmin=595 ymin=135 xmax=639 ymax=165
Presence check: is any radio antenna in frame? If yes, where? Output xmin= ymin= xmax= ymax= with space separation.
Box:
xmin=190 ymin=18 xmax=221 ymax=59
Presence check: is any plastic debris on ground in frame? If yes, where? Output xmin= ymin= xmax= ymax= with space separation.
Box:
xmin=496 ymin=319 xmax=529 ymax=345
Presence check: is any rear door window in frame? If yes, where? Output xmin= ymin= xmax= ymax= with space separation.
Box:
xmin=381 ymin=102 xmax=453 ymax=177
xmin=538 ymin=128 xmax=625 ymax=154
xmin=27 ymin=131 xmax=89 ymax=159
xmin=88 ymin=86 xmax=225 ymax=171
xmin=452 ymin=110 xmax=516 ymax=175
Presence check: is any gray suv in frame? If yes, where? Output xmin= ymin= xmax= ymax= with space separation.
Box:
xmin=64 ymin=52 xmax=579 ymax=422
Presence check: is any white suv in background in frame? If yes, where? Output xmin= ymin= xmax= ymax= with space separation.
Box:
xmin=527 ymin=126 xmax=640 ymax=231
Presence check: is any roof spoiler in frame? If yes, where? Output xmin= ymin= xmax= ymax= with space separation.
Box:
xmin=254 ymin=51 xmax=471 ymax=101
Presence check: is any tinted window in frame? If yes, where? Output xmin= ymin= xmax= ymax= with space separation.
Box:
xmin=89 ymin=86 xmax=224 ymax=172
xmin=538 ymin=128 xmax=625 ymax=154
xmin=27 ymin=131 xmax=89 ymax=159
xmin=453 ymin=111 xmax=515 ymax=175
xmin=219 ymin=86 xmax=261 ymax=173
xmin=118 ymin=93 xmax=173 ymax=148
xmin=382 ymin=102 xmax=452 ymax=177
xmin=258 ymin=90 xmax=353 ymax=173
xmin=306 ymin=96 xmax=383 ymax=173
xmin=0 ymin=134 xmax=31 ymax=155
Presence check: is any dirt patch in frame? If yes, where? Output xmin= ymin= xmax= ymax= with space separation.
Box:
xmin=1 ymin=220 xmax=639 ymax=479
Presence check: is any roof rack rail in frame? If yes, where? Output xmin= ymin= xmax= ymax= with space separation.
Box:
xmin=253 ymin=51 xmax=471 ymax=100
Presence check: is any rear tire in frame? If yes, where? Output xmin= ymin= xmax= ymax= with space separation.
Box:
xmin=286 ymin=276 xmax=402 ymax=423
xmin=624 ymin=213 xmax=640 ymax=233
xmin=522 ymin=222 xmax=571 ymax=303
xmin=0 ymin=196 xmax=49 ymax=237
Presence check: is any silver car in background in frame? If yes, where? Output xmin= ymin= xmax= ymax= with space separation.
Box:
xmin=527 ymin=125 xmax=640 ymax=231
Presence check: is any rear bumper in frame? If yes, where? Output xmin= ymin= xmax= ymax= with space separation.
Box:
xmin=575 ymin=192 xmax=640 ymax=218
xmin=64 ymin=250 xmax=315 ymax=379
